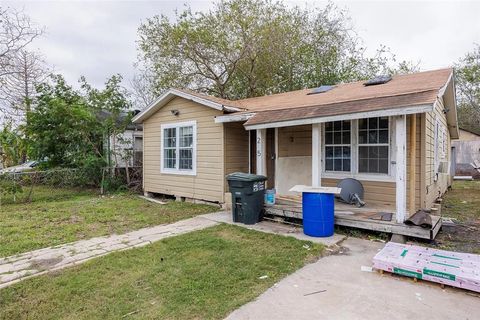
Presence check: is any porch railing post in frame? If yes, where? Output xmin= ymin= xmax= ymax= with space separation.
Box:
xmin=256 ymin=129 xmax=266 ymax=176
xmin=312 ymin=123 xmax=322 ymax=187
xmin=395 ymin=115 xmax=407 ymax=223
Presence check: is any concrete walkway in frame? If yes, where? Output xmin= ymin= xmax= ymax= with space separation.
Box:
xmin=0 ymin=216 xmax=218 ymax=289
xmin=0 ymin=211 xmax=346 ymax=289
xmin=226 ymin=237 xmax=480 ymax=320
xmin=200 ymin=211 xmax=346 ymax=247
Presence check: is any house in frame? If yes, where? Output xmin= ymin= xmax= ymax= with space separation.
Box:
xmin=107 ymin=122 xmax=143 ymax=168
xmin=132 ymin=68 xmax=458 ymax=230
xmin=101 ymin=110 xmax=143 ymax=169
xmin=452 ymin=128 xmax=480 ymax=179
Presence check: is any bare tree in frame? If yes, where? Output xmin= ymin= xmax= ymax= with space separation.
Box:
xmin=130 ymin=71 xmax=157 ymax=109
xmin=0 ymin=6 xmax=44 ymax=123
xmin=0 ymin=50 xmax=50 ymax=121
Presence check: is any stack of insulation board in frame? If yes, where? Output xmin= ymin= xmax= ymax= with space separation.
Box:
xmin=373 ymin=242 xmax=480 ymax=293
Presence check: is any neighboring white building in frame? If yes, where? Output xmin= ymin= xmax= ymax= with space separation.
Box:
xmin=452 ymin=128 xmax=480 ymax=178
xmin=109 ymin=126 xmax=143 ymax=168
xmin=101 ymin=110 xmax=143 ymax=169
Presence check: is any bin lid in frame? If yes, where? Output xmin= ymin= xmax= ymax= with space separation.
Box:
xmin=226 ymin=172 xmax=267 ymax=182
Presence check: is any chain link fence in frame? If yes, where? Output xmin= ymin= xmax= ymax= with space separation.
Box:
xmin=0 ymin=167 xmax=142 ymax=205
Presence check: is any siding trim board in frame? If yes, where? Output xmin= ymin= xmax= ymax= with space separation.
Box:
xmin=133 ymin=88 xmax=242 ymax=123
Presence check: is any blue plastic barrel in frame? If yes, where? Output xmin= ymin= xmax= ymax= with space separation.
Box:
xmin=302 ymin=192 xmax=335 ymax=237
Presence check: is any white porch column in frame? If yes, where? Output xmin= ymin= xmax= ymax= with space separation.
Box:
xmin=312 ymin=123 xmax=322 ymax=187
xmin=395 ymin=115 xmax=407 ymax=223
xmin=256 ymin=129 xmax=267 ymax=176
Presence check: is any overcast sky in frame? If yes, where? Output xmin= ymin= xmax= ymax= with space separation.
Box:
xmin=4 ymin=0 xmax=480 ymax=91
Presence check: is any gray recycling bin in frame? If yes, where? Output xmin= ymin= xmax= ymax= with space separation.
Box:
xmin=226 ymin=172 xmax=267 ymax=225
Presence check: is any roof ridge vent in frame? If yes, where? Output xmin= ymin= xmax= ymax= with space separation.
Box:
xmin=364 ymin=75 xmax=392 ymax=86
xmin=307 ymin=85 xmax=336 ymax=95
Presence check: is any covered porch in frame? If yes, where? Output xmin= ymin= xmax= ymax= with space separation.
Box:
xmin=221 ymin=110 xmax=442 ymax=240
xmin=266 ymin=195 xmax=442 ymax=240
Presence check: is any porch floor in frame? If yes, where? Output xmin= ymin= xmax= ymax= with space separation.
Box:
xmin=265 ymin=196 xmax=442 ymax=240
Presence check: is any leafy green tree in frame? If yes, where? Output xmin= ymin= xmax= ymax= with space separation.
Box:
xmin=80 ymin=74 xmax=133 ymax=167
xmin=456 ymin=44 xmax=480 ymax=134
xmin=26 ymin=75 xmax=101 ymax=168
xmin=25 ymin=74 xmax=133 ymax=176
xmin=136 ymin=0 xmax=414 ymax=101
xmin=0 ymin=124 xmax=28 ymax=167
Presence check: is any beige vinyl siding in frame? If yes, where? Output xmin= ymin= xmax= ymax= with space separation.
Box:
xmin=224 ymin=122 xmax=250 ymax=192
xmin=322 ymin=178 xmax=396 ymax=209
xmin=143 ymin=96 xmax=225 ymax=202
xmin=278 ymin=125 xmax=312 ymax=157
xmin=423 ymin=97 xmax=451 ymax=209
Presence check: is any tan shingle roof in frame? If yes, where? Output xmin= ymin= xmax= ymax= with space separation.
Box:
xmin=244 ymin=90 xmax=438 ymax=126
xmin=176 ymin=68 xmax=453 ymax=126
xmin=234 ymin=68 xmax=452 ymax=113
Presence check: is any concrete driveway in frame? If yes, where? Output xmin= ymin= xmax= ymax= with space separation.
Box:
xmin=226 ymin=238 xmax=479 ymax=320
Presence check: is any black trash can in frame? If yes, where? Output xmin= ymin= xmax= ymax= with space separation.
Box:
xmin=226 ymin=172 xmax=267 ymax=225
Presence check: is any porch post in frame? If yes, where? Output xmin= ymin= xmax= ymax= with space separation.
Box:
xmin=312 ymin=123 xmax=322 ymax=187
xmin=395 ymin=115 xmax=407 ymax=223
xmin=256 ymin=129 xmax=267 ymax=176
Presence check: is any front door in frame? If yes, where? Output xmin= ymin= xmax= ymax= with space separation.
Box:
xmin=266 ymin=128 xmax=276 ymax=189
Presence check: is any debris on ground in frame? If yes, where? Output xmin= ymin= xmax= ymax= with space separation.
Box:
xmin=361 ymin=266 xmax=373 ymax=272
xmin=258 ymin=275 xmax=268 ymax=280
xmin=303 ymin=289 xmax=326 ymax=296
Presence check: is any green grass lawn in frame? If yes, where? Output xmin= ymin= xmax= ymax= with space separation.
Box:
xmin=443 ymin=180 xmax=480 ymax=222
xmin=406 ymin=181 xmax=480 ymax=254
xmin=0 ymin=224 xmax=323 ymax=320
xmin=0 ymin=186 xmax=218 ymax=257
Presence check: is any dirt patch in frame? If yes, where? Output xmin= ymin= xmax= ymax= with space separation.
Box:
xmin=321 ymin=243 xmax=350 ymax=257
xmin=410 ymin=181 xmax=480 ymax=254
xmin=30 ymin=257 xmax=64 ymax=271
xmin=430 ymin=223 xmax=480 ymax=254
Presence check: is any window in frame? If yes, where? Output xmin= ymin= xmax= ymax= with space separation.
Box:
xmin=161 ymin=121 xmax=196 ymax=175
xmin=433 ymin=116 xmax=448 ymax=181
xmin=324 ymin=120 xmax=351 ymax=172
xmin=358 ymin=117 xmax=389 ymax=174
xmin=163 ymin=128 xmax=177 ymax=169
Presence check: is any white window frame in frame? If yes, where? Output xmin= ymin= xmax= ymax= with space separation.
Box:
xmin=433 ymin=115 xmax=448 ymax=181
xmin=322 ymin=117 xmax=395 ymax=182
xmin=323 ymin=120 xmax=352 ymax=173
xmin=357 ymin=117 xmax=390 ymax=175
xmin=160 ymin=120 xmax=197 ymax=175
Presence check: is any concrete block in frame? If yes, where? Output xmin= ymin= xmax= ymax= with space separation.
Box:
xmin=390 ymin=234 xmax=407 ymax=244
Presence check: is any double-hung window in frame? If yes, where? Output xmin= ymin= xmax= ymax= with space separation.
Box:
xmin=161 ymin=121 xmax=197 ymax=175
xmin=323 ymin=116 xmax=391 ymax=178
xmin=358 ymin=117 xmax=389 ymax=174
xmin=324 ymin=120 xmax=351 ymax=172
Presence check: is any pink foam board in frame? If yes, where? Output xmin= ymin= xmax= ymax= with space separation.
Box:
xmin=373 ymin=242 xmax=480 ymax=293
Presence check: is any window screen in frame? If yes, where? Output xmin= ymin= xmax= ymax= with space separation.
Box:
xmin=162 ymin=122 xmax=196 ymax=174
xmin=163 ymin=127 xmax=177 ymax=169
xmin=358 ymin=117 xmax=389 ymax=174
xmin=324 ymin=120 xmax=351 ymax=172
xmin=179 ymin=126 xmax=193 ymax=170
